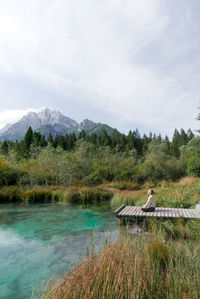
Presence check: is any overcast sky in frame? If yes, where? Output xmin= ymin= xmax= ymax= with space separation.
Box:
xmin=0 ymin=0 xmax=199 ymax=137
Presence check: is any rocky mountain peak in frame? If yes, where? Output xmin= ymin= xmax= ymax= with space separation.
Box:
xmin=0 ymin=108 xmax=114 ymax=141
xmin=79 ymin=119 xmax=97 ymax=130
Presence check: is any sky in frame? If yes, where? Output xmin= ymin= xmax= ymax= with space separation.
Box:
xmin=0 ymin=0 xmax=199 ymax=138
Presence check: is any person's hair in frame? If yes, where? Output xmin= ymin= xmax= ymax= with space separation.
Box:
xmin=148 ymin=189 xmax=154 ymax=195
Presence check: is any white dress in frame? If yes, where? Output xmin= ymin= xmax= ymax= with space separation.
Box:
xmin=143 ymin=195 xmax=155 ymax=208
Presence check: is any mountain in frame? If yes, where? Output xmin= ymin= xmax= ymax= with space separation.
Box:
xmin=0 ymin=108 xmax=116 ymax=141
xmin=0 ymin=123 xmax=12 ymax=134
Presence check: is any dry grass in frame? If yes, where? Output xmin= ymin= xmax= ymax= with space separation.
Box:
xmin=111 ymin=178 xmax=200 ymax=209
xmin=177 ymin=176 xmax=198 ymax=186
xmin=40 ymin=233 xmax=200 ymax=299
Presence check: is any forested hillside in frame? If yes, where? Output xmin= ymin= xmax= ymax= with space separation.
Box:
xmin=0 ymin=126 xmax=199 ymax=187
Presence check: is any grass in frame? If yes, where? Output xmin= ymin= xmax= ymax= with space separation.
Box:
xmin=40 ymin=228 xmax=200 ymax=299
xmin=110 ymin=177 xmax=200 ymax=209
xmin=0 ymin=185 xmax=113 ymax=204
xmin=108 ymin=181 xmax=141 ymax=191
xmin=34 ymin=176 xmax=200 ymax=298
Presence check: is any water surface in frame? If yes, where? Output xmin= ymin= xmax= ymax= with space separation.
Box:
xmin=0 ymin=202 xmax=119 ymax=298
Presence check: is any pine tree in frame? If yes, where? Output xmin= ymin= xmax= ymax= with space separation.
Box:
xmin=170 ymin=129 xmax=180 ymax=158
xmin=90 ymin=133 xmax=98 ymax=145
xmin=133 ymin=129 xmax=142 ymax=155
xmin=32 ymin=131 xmax=42 ymax=146
xmin=47 ymin=133 xmax=54 ymax=146
xmin=24 ymin=126 xmax=33 ymax=151
xmin=40 ymin=135 xmax=47 ymax=147
xmin=98 ymin=129 xmax=111 ymax=146
xmin=179 ymin=128 xmax=188 ymax=146
xmin=0 ymin=140 xmax=9 ymax=155
xmin=126 ymin=131 xmax=134 ymax=151
xmin=111 ymin=130 xmax=121 ymax=148
xmin=187 ymin=129 xmax=194 ymax=140
xmin=142 ymin=134 xmax=150 ymax=154
xmin=78 ymin=130 xmax=86 ymax=139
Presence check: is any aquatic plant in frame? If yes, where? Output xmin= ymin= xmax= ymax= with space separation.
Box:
xmin=0 ymin=185 xmax=113 ymax=204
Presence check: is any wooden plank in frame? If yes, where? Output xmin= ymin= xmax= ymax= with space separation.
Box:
xmin=138 ymin=209 xmax=145 ymax=217
xmin=184 ymin=209 xmax=191 ymax=218
xmin=131 ymin=209 xmax=138 ymax=217
xmin=179 ymin=209 xmax=186 ymax=218
xmin=167 ymin=208 xmax=173 ymax=218
xmin=189 ymin=209 xmax=198 ymax=219
xmin=118 ymin=206 xmax=129 ymax=216
xmin=132 ymin=207 xmax=140 ymax=217
xmin=129 ymin=207 xmax=138 ymax=219
xmin=128 ymin=206 xmax=136 ymax=215
xmin=125 ymin=206 xmax=134 ymax=217
xmin=186 ymin=209 xmax=193 ymax=218
xmin=125 ymin=206 xmax=134 ymax=221
xmin=114 ymin=204 xmax=126 ymax=215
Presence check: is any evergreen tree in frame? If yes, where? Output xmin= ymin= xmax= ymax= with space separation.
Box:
xmin=47 ymin=133 xmax=54 ymax=146
xmin=90 ymin=133 xmax=98 ymax=145
xmin=98 ymin=129 xmax=111 ymax=146
xmin=126 ymin=131 xmax=134 ymax=151
xmin=32 ymin=131 xmax=42 ymax=146
xmin=118 ymin=134 xmax=127 ymax=151
xmin=142 ymin=134 xmax=150 ymax=154
xmin=157 ymin=133 xmax=162 ymax=143
xmin=24 ymin=126 xmax=33 ymax=152
xmin=68 ymin=133 xmax=77 ymax=150
xmin=170 ymin=129 xmax=180 ymax=158
xmin=111 ymin=130 xmax=121 ymax=148
xmin=179 ymin=128 xmax=188 ymax=146
xmin=54 ymin=134 xmax=67 ymax=150
xmin=149 ymin=132 xmax=153 ymax=141
xmin=0 ymin=140 xmax=9 ymax=155
xmin=187 ymin=129 xmax=194 ymax=140
xmin=40 ymin=135 xmax=47 ymax=147
xmin=78 ymin=130 xmax=86 ymax=139
xmin=132 ymin=129 xmax=142 ymax=155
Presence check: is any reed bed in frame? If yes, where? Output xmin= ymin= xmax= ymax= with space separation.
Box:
xmin=40 ymin=230 xmax=200 ymax=299
xmin=0 ymin=185 xmax=113 ymax=204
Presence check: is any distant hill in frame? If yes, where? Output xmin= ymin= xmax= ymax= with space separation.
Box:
xmin=0 ymin=108 xmax=116 ymax=141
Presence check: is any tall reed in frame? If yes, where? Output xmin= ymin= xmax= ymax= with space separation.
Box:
xmin=0 ymin=185 xmax=113 ymax=204
xmin=40 ymin=232 xmax=200 ymax=299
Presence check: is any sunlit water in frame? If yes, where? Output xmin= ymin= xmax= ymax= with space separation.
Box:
xmin=0 ymin=202 xmax=121 ymax=299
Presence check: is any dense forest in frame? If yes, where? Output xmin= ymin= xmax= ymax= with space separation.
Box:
xmin=0 ymin=125 xmax=199 ymax=187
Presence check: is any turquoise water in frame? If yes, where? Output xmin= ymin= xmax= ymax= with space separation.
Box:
xmin=0 ymin=202 xmax=119 ymax=299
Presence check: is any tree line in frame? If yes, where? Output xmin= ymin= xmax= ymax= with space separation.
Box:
xmin=0 ymin=125 xmax=199 ymax=187
xmin=0 ymin=126 xmax=195 ymax=158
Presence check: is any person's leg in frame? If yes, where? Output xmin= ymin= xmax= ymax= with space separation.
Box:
xmin=142 ymin=207 xmax=155 ymax=212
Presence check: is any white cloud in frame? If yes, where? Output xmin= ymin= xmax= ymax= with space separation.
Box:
xmin=0 ymin=108 xmax=38 ymax=129
xmin=0 ymin=0 xmax=199 ymax=136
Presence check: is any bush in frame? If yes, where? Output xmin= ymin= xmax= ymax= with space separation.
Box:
xmin=187 ymin=155 xmax=200 ymax=177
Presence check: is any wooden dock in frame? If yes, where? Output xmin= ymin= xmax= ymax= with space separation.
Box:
xmin=114 ymin=204 xmax=200 ymax=220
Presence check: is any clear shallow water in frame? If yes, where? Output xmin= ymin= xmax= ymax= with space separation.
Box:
xmin=0 ymin=202 xmax=119 ymax=299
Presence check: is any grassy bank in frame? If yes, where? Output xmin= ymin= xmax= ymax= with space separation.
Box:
xmin=0 ymin=185 xmax=113 ymax=204
xmin=40 ymin=225 xmax=200 ymax=299
xmin=110 ymin=177 xmax=200 ymax=209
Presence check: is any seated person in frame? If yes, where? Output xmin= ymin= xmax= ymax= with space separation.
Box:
xmin=142 ymin=189 xmax=155 ymax=212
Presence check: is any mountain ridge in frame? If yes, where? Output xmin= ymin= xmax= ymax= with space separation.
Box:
xmin=0 ymin=108 xmax=116 ymax=141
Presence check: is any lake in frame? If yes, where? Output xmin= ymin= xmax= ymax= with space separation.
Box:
xmin=0 ymin=202 xmax=120 ymax=299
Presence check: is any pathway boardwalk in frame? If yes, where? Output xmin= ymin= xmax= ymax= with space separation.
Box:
xmin=114 ymin=204 xmax=200 ymax=220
